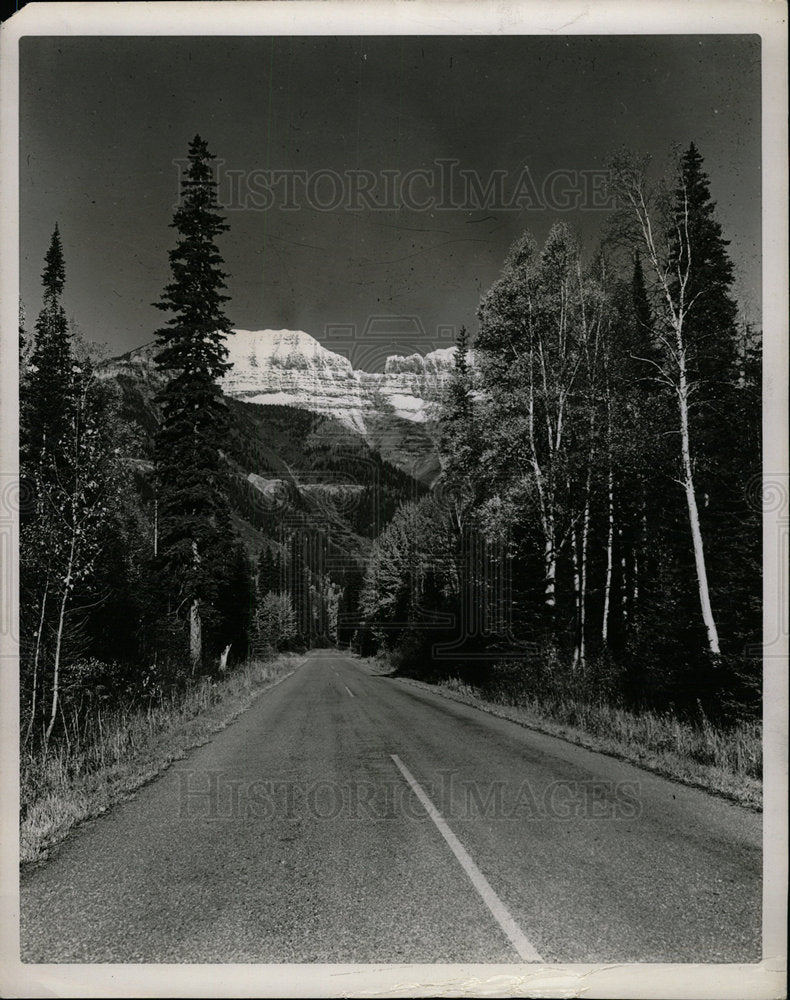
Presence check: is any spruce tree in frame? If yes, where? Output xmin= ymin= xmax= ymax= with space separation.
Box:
xmin=670 ymin=143 xmax=741 ymax=496
xmin=20 ymin=230 xmax=131 ymax=739
xmin=24 ymin=225 xmax=73 ymax=464
xmin=19 ymin=300 xmax=30 ymax=374
xmin=19 ymin=299 xmax=32 ymax=466
xmin=670 ymin=143 xmax=754 ymax=672
xmin=153 ymin=135 xmax=236 ymax=670
xmin=20 ymin=228 xmax=74 ymax=734
xmin=631 ymin=252 xmax=653 ymax=337
xmin=671 ymin=143 xmax=739 ymax=382
xmin=610 ymin=150 xmax=725 ymax=660
xmin=454 ymin=324 xmax=470 ymax=380
xmin=438 ymin=325 xmax=476 ymax=514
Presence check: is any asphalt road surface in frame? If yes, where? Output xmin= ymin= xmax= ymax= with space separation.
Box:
xmin=21 ymin=649 xmax=762 ymax=963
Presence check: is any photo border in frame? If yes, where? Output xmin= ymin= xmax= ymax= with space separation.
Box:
xmin=1 ymin=3 xmax=786 ymax=997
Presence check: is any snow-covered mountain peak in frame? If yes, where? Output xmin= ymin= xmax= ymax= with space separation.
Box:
xmin=100 ymin=328 xmax=459 ymax=482
xmin=226 ymin=328 xmax=353 ymax=377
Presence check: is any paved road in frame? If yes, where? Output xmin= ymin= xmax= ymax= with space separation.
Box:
xmin=20 ymin=649 xmax=761 ymax=963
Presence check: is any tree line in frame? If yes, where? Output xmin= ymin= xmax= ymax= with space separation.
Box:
xmin=356 ymin=145 xmax=761 ymax=722
xmin=18 ymin=136 xmax=321 ymax=745
xmin=19 ymin=138 xmax=761 ymax=745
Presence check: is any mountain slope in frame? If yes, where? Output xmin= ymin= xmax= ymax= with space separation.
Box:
xmin=103 ymin=328 xmax=455 ymax=484
xmin=98 ymin=353 xmax=426 ymax=579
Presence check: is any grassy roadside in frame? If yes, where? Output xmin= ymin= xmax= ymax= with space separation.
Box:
xmin=361 ymin=658 xmax=762 ymax=811
xmin=20 ymin=654 xmax=303 ymax=866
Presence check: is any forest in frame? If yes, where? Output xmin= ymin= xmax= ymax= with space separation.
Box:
xmin=356 ymin=146 xmax=762 ymax=726
xmin=19 ymin=136 xmax=762 ymax=852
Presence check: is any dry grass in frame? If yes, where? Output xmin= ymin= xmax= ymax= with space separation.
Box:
xmin=20 ymin=654 xmax=302 ymax=865
xmin=403 ymin=676 xmax=762 ymax=810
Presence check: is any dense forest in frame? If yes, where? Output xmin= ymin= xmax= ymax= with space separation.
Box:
xmin=19 ymin=135 xmax=761 ymax=767
xmin=356 ymin=145 xmax=761 ymax=723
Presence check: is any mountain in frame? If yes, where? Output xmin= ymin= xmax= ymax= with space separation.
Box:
xmin=98 ymin=328 xmax=458 ymax=642
xmin=103 ymin=328 xmax=460 ymax=484
xmin=98 ymin=330 xmax=442 ymax=587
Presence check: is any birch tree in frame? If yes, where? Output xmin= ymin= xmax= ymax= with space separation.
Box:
xmin=609 ymin=151 xmax=721 ymax=658
xmin=41 ymin=369 xmax=118 ymax=739
xmin=475 ymin=224 xmax=602 ymax=648
xmin=21 ymin=228 xmax=130 ymax=739
xmin=571 ymin=256 xmax=609 ymax=669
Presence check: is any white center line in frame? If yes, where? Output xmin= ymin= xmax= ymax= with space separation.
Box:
xmin=344 ymin=685 xmax=355 ymax=698
xmin=390 ymin=754 xmax=543 ymax=963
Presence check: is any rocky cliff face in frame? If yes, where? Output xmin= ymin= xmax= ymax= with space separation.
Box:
xmin=222 ymin=329 xmax=452 ymax=434
xmin=101 ymin=329 xmax=461 ymax=483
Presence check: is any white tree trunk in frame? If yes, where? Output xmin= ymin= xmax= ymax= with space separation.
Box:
xmin=634 ymin=499 xmax=646 ymax=608
xmin=616 ymin=160 xmax=721 ymax=659
xmin=571 ymin=526 xmax=581 ymax=670
xmin=189 ymin=598 xmax=202 ymax=672
xmin=219 ymin=643 xmax=231 ymax=672
xmin=527 ymin=367 xmax=556 ymax=616
xmin=579 ymin=468 xmax=592 ymax=669
xmin=189 ymin=538 xmax=202 ymax=671
xmin=618 ymin=527 xmax=629 ymax=625
xmin=602 ymin=464 xmax=614 ymax=644
xmin=544 ymin=533 xmax=556 ymax=613
xmin=26 ymin=575 xmax=50 ymax=742
xmin=45 ymin=533 xmax=76 ymax=742
xmin=677 ymin=363 xmax=721 ymax=657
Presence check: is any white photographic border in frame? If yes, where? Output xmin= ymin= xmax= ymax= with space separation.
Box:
xmin=1 ymin=3 xmax=786 ymax=997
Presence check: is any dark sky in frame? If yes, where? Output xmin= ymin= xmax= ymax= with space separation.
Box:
xmin=20 ymin=35 xmax=761 ymax=369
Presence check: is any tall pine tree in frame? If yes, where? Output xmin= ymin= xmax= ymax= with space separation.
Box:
xmin=671 ymin=143 xmax=760 ymax=687
xmin=610 ymin=150 xmax=723 ymax=660
xmin=631 ymin=251 xmax=653 ymax=336
xmin=671 ymin=144 xmax=739 ymax=381
xmin=154 ymin=135 xmax=236 ymax=671
xmin=438 ymin=325 xmax=478 ymax=530
xmin=670 ymin=143 xmax=741 ymax=500
xmin=20 ymin=229 xmax=132 ymax=739
xmin=23 ymin=226 xmax=73 ymax=465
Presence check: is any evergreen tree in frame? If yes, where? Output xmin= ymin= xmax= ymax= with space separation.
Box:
xmin=20 ymin=230 xmax=132 ymax=740
xmin=670 ymin=143 xmax=757 ymax=676
xmin=438 ymin=325 xmax=477 ymax=528
xmin=670 ymin=143 xmax=742 ymax=510
xmin=24 ymin=225 xmax=73 ymax=465
xmin=214 ymin=542 xmax=255 ymax=664
xmin=153 ymin=135 xmax=237 ymax=670
xmin=453 ymin=324 xmax=470 ymax=383
xmin=603 ymin=257 xmax=667 ymax=651
xmin=19 ymin=299 xmax=31 ymax=374
xmin=631 ymin=251 xmax=653 ymax=336
xmin=610 ymin=150 xmax=723 ymax=660
xmin=19 ymin=299 xmax=32 ymax=469
xmin=671 ymin=143 xmax=739 ymax=387
xmin=20 ymin=227 xmax=72 ymax=738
